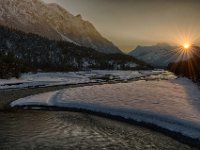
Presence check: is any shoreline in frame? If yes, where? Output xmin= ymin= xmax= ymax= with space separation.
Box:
xmin=11 ymin=105 xmax=200 ymax=149
xmin=1 ymin=77 xmax=199 ymax=149
xmin=0 ymin=73 xmax=172 ymax=110
xmin=0 ymin=70 xmax=176 ymax=91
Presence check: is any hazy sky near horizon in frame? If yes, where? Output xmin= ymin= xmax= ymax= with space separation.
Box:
xmin=43 ymin=0 xmax=200 ymax=52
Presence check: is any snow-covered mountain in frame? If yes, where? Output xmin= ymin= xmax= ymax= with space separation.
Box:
xmin=129 ymin=43 xmax=179 ymax=67
xmin=0 ymin=0 xmax=121 ymax=53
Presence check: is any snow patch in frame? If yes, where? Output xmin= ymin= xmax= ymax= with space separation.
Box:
xmin=56 ymin=30 xmax=78 ymax=45
xmin=0 ymin=70 xmax=175 ymax=90
xmin=11 ymin=78 xmax=200 ymax=139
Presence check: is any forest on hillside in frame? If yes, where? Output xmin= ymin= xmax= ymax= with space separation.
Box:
xmin=0 ymin=26 xmax=150 ymax=79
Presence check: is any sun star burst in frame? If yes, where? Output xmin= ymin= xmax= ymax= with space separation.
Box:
xmin=183 ymin=43 xmax=190 ymax=49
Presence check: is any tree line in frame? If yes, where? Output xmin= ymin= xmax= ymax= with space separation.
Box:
xmin=0 ymin=25 xmax=150 ymax=79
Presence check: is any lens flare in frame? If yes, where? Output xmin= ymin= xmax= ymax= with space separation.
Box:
xmin=183 ymin=43 xmax=190 ymax=49
xmin=168 ymin=28 xmax=200 ymax=81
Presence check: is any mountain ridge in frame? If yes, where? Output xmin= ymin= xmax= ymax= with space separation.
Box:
xmin=129 ymin=44 xmax=179 ymax=67
xmin=0 ymin=0 xmax=121 ymax=53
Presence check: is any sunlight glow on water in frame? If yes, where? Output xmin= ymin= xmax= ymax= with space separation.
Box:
xmin=0 ymin=111 xmax=195 ymax=150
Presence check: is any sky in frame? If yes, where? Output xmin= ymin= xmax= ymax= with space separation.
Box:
xmin=43 ymin=0 xmax=200 ymax=52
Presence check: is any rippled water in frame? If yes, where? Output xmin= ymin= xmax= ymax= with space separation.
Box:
xmin=0 ymin=110 xmax=195 ymax=150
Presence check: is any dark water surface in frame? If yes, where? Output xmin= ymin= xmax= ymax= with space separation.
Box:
xmin=0 ymin=110 xmax=195 ymax=150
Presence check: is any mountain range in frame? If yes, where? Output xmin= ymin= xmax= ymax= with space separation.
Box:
xmin=0 ymin=0 xmax=121 ymax=53
xmin=129 ymin=43 xmax=180 ymax=67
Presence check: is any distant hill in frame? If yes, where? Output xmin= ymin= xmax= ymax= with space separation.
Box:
xmin=0 ymin=0 xmax=121 ymax=54
xmin=128 ymin=43 xmax=178 ymax=68
xmin=0 ymin=26 xmax=149 ymax=79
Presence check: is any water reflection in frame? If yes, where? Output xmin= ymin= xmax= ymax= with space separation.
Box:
xmin=0 ymin=110 xmax=195 ymax=150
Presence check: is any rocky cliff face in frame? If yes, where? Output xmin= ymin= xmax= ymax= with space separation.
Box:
xmin=0 ymin=0 xmax=121 ymax=53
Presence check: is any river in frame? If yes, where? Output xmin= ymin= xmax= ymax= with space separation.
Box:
xmin=0 ymin=110 xmax=195 ymax=150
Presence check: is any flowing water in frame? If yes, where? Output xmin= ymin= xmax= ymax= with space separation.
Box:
xmin=0 ymin=110 xmax=195 ymax=150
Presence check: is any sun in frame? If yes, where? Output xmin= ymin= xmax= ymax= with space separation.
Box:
xmin=180 ymin=43 xmax=192 ymax=55
xmin=183 ymin=43 xmax=190 ymax=49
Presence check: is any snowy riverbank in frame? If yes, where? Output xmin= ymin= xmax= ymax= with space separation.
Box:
xmin=0 ymin=70 xmax=175 ymax=90
xmin=11 ymin=77 xmax=200 ymax=144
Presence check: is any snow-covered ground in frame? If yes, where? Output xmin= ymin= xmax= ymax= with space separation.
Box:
xmin=0 ymin=70 xmax=175 ymax=90
xmin=11 ymin=77 xmax=200 ymax=140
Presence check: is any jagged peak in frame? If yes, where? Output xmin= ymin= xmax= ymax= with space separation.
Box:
xmin=76 ymin=14 xmax=82 ymax=19
xmin=0 ymin=0 xmax=122 ymax=53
